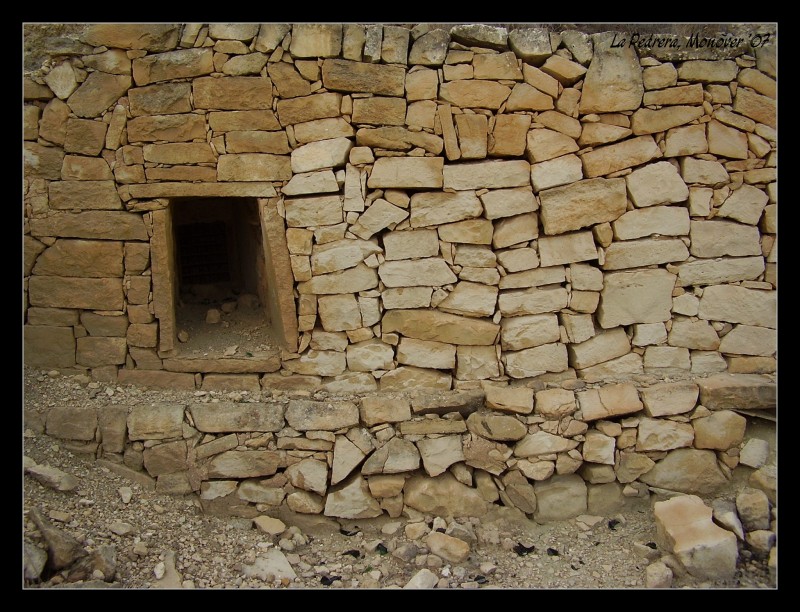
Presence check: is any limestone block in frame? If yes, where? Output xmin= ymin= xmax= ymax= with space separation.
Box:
xmin=368 ymin=157 xmax=444 ymax=189
xmin=597 ymin=269 xmax=676 ymax=328
xmin=654 ymin=494 xmax=737 ymax=580
xmin=613 ymin=206 xmax=690 ymax=240
xmin=625 ymin=161 xmax=689 ymax=208
xmin=276 ymin=93 xmax=342 ymax=126
xmin=580 ymin=135 xmax=661 ymax=178
xmin=538 ymin=231 xmax=596 ymax=267
xmin=698 ymin=285 xmax=776 ymax=328
xmin=503 ymin=343 xmax=569 ymax=378
xmin=602 ymin=238 xmax=689 ymax=270
xmin=526 ymin=128 xmax=578 ymax=163
xmin=693 ymin=410 xmax=747 ymax=451
xmin=66 ymin=72 xmax=131 ymax=118
xmin=539 ymin=178 xmax=627 ymax=235
xmin=439 ymin=80 xmax=511 ymax=109
xmin=576 ymin=383 xmax=643 ymax=421
xmin=443 ymin=160 xmax=530 ymax=191
xmin=579 ymin=32 xmax=643 ymax=113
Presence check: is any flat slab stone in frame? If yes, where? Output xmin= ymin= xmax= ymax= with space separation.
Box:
xmin=188 ymin=402 xmax=285 ymax=433
xmin=697 ymin=373 xmax=776 ymax=411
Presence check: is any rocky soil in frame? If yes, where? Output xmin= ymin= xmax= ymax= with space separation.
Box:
xmin=22 ymin=368 xmax=775 ymax=590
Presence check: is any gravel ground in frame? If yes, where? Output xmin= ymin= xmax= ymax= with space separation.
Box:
xmin=22 ymin=368 xmax=776 ymax=590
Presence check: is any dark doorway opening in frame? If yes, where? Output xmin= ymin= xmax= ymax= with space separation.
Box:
xmin=170 ymin=197 xmax=277 ymax=358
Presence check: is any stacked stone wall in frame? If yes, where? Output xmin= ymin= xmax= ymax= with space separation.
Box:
xmin=23 ymin=23 xmax=777 ymax=519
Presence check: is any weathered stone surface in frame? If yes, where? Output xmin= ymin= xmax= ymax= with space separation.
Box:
xmin=379 ymin=258 xmax=457 ymax=288
xmin=207 ymin=450 xmax=279 ymax=485
xmin=28 ymin=277 xmax=123 ymax=311
xmin=492 ymin=213 xmax=539 ymax=249
xmin=515 ymin=430 xmax=578 ymax=458
xmin=127 ymin=113 xmax=206 ymax=143
xmin=717 ymin=184 xmax=769 ymax=225
xmin=291 ymin=137 xmax=353 ymax=174
xmin=636 ymin=418 xmax=694 ymax=451
xmin=582 ymin=430 xmax=616 ymax=465
xmin=499 ymin=266 xmax=564 ymax=290
xmin=577 ymin=123 xmax=632 ymax=148
xmin=361 ymin=437 xmax=420 ymax=475
xmin=579 ymin=32 xmax=643 ymax=113
xmin=61 ymin=156 xmax=113 ymax=181
xmin=438 ymin=282 xmax=497 ymax=318
xmin=188 ymin=403 xmax=284 ymax=433
xmin=625 ymin=161 xmax=689 ymax=208
xmin=297 ymin=264 xmax=378 ymax=295
xmin=603 ymin=238 xmax=688 ymax=270
xmin=499 ymin=314 xmax=559 ymax=352
xmin=379 ymin=366 xmax=452 ymax=391
xmin=668 ymin=319 xmax=720 ymax=351
xmin=24 ymin=142 xmax=65 ymax=180
xmin=577 ymin=383 xmax=643 ymax=421
xmin=654 ymin=494 xmax=738 ymax=581
xmin=698 ymin=285 xmax=776 ymax=329
xmin=450 ymin=24 xmax=507 ymax=49
xmin=143 ymin=439 xmax=188 ymax=476
xmin=615 ymin=451 xmax=656 ymax=484
xmin=439 ymin=80 xmax=511 ymax=109
xmin=284 ymin=400 xmax=359 ymax=431
xmin=641 ymin=381 xmax=699 ymax=417
xmin=597 ymin=269 xmax=676 ymax=329
xmin=345 ymin=339 xmax=394 ymax=371
xmin=403 ymin=472 xmax=488 ymax=517
xmin=416 ymin=436 xmax=465 ymax=477
xmin=443 ymin=160 xmax=529 ymax=191
xmin=360 ymin=396 xmax=411 ymax=427
xmin=350 ymin=199 xmax=408 ymax=239
xmin=733 ymin=88 xmax=776 ymax=128
xmin=534 ymin=474 xmax=587 ymax=523
xmin=568 ymin=327 xmax=630 ymax=369
xmin=368 ymin=157 xmax=443 ymax=189
xmin=407 ymin=28 xmax=450 ymax=66
xmin=322 ymin=58 xmax=405 ymax=96
xmin=282 ymin=350 xmax=347 ymax=377
xmin=484 ymin=385 xmax=534 ymax=415
xmin=45 ymin=405 xmax=97 ymax=441
xmin=643 ymin=83 xmax=704 ymax=106
xmin=539 ymin=178 xmax=627 ymax=235
xmin=526 ymin=128 xmax=579 ymax=163
xmin=530 ymin=155 xmax=583 ymax=192
xmin=680 ymin=157 xmax=729 ymax=186
xmin=311 ymin=239 xmax=382 ymax=276
xmin=639 ymin=448 xmax=728 ymax=494
xmin=395 ymin=337 xmax=455 ymax=370
xmin=127 ymin=405 xmax=184 ymax=441
xmin=284 ymin=194 xmax=343 ymax=228
xmin=285 ymin=458 xmax=329 ymax=496
xmin=697 ymin=373 xmax=776 ymax=411
xmin=718 ymin=324 xmax=775 ymax=357
xmin=33 ymin=239 xmax=123 ymax=278
xmin=466 ymin=412 xmax=526 ymax=442
xmin=502 ymin=342 xmax=569 ymax=378
xmin=325 ymin=474 xmax=382 ymax=518
xmin=580 ymin=136 xmax=662 ymax=178
xmin=65 ymin=72 xmax=131 ymax=119
xmin=277 ymin=93 xmax=342 ymax=126
xmin=540 ymin=54 xmax=587 ymax=86
xmin=128 ymin=83 xmax=191 ymax=117
xmin=538 ymin=232 xmax=596 ymax=267
xmin=49 ymin=181 xmax=122 ymax=211
xmin=497 ymin=285 xmax=569 ymax=317
xmin=506 ymin=83 xmax=553 ymax=113
xmin=631 ymin=106 xmax=704 ymax=135
xmin=132 ymin=48 xmax=213 ymax=86
xmin=693 ymin=410 xmax=747 ymax=451
xmin=689 ymin=220 xmax=762 ymax=259
xmin=405 ymin=191 xmax=483 ymax=228
xmin=613 ymin=206 xmax=690 ymax=240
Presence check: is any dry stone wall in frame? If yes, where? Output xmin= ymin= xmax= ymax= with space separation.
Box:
xmin=24 ymin=23 xmax=777 ymax=520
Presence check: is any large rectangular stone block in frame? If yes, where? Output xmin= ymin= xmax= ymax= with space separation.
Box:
xmin=28 ymin=277 xmax=124 ymax=310
xmin=698 ymin=285 xmax=776 ymax=328
xmin=597 ymin=269 xmax=676 ymax=329
xmin=539 ymin=178 xmax=627 ymax=235
xmin=49 ymin=181 xmax=122 ymax=211
xmin=322 ymin=59 xmax=406 ymax=96
xmin=193 ymin=76 xmax=273 ymax=110
xmin=367 ymin=157 xmax=444 ymax=189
